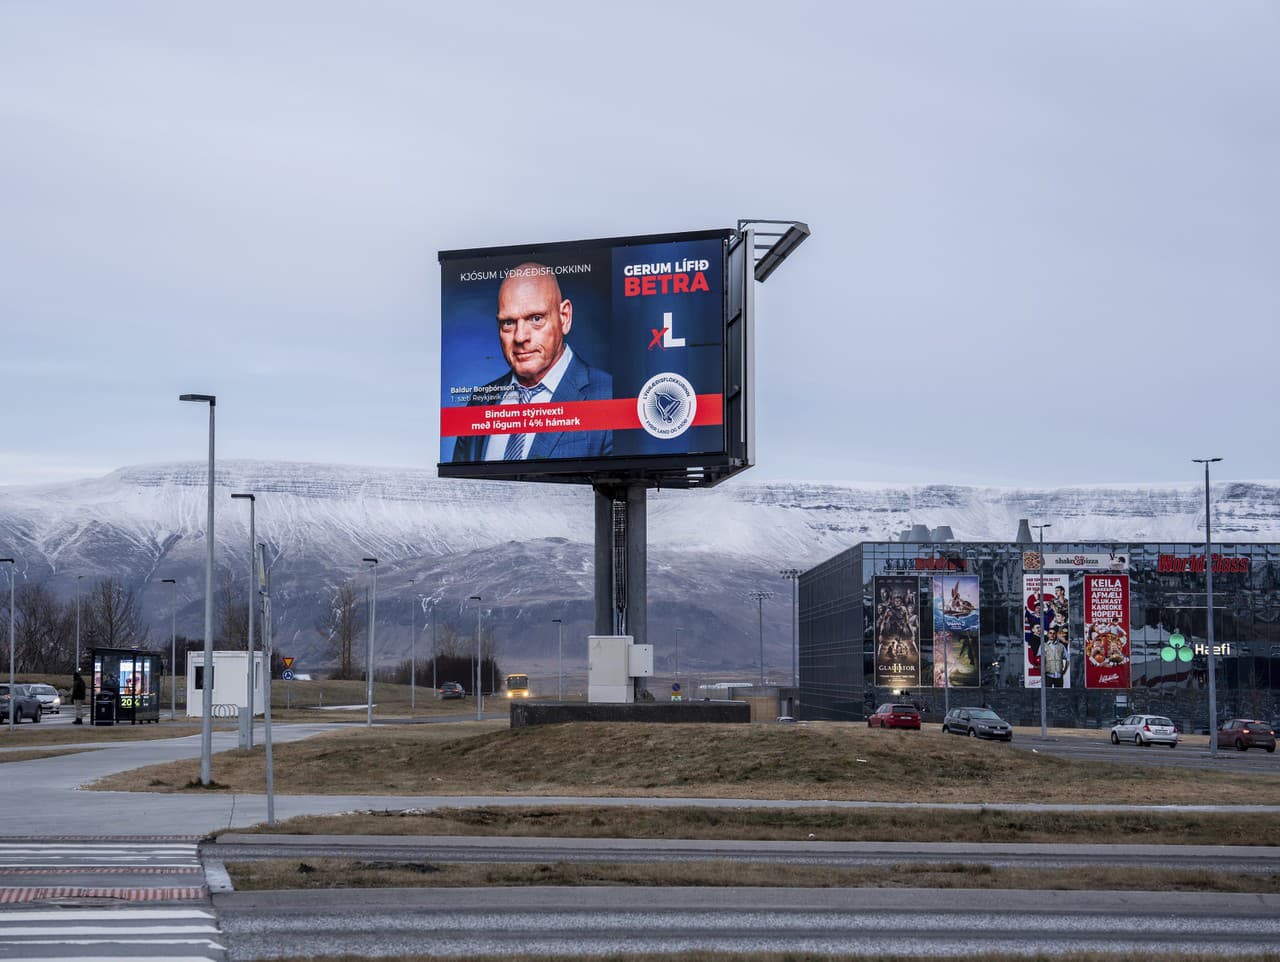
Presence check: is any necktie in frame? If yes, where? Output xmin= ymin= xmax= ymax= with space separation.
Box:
xmin=502 ymin=384 xmax=546 ymax=461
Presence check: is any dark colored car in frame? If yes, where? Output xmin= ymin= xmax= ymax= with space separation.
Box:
xmin=0 ymin=684 xmax=42 ymax=723
xmin=942 ymin=707 xmax=1013 ymax=741
xmin=868 ymin=703 xmax=921 ymax=730
xmin=1216 ymin=719 xmax=1277 ymax=753
xmin=438 ymin=682 xmax=465 ymax=700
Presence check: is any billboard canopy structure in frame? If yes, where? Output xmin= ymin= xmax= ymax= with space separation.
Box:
xmin=437 ymin=228 xmax=754 ymax=488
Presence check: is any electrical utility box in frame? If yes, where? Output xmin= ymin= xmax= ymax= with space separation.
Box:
xmin=588 ymin=635 xmax=654 ymax=703
xmin=186 ymin=651 xmax=266 ymax=718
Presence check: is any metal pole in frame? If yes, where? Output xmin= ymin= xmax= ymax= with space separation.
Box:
xmin=469 ymin=595 xmax=482 ymax=720
xmin=259 ymin=543 xmax=275 ymax=825
xmin=675 ymin=627 xmax=682 ymax=685
xmin=1033 ymin=523 xmax=1051 ymax=738
xmin=780 ymin=568 xmax=800 ymax=689
xmin=748 ymin=590 xmax=772 ymax=686
xmin=1196 ymin=458 xmax=1222 ymax=757
xmin=942 ymin=576 xmax=950 ymax=715
xmin=180 ymin=394 xmax=217 ymax=787
xmin=2 ymin=560 xmax=14 ymax=732
xmin=232 ymin=494 xmax=256 ymax=748
xmin=75 ymin=575 xmax=82 ymax=673
xmin=363 ymin=558 xmax=378 ymax=727
xmin=162 ymin=579 xmax=177 ymax=720
xmin=409 ymin=582 xmax=416 ymax=713
xmin=429 ymin=600 xmax=437 ymax=692
xmin=552 ymin=618 xmax=563 ymax=700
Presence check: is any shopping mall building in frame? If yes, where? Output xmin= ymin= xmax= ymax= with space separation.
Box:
xmin=797 ymin=528 xmax=1280 ymax=730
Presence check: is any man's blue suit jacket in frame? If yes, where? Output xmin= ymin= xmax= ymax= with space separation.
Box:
xmin=449 ymin=353 xmax=613 ymax=463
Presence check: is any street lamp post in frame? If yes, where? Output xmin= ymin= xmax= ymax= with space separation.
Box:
xmin=1031 ymin=523 xmax=1051 ymax=738
xmin=420 ymin=596 xmax=433 ymax=693
xmin=231 ymin=493 xmax=256 ymax=747
xmin=748 ymin=590 xmax=773 ymax=686
xmin=674 ymin=627 xmax=683 ymax=685
xmin=469 ymin=595 xmax=482 ymax=720
xmin=74 ymin=575 xmax=83 ymax=673
xmin=179 ymin=392 xmax=216 ymax=786
xmin=408 ymin=580 xmax=416 ymax=714
xmin=1194 ymin=457 xmax=1223 ymax=757
xmin=161 ymin=579 xmax=177 ymax=719
xmin=363 ymin=558 xmax=378 ymax=727
xmin=780 ymin=568 xmax=800 ymax=688
xmin=552 ymin=618 xmax=563 ymax=701
xmin=2 ymin=559 xmax=14 ymax=732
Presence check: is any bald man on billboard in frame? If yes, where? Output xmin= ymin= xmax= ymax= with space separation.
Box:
xmin=450 ymin=264 xmax=613 ymax=463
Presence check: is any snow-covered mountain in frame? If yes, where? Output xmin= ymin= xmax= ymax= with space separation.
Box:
xmin=1 ymin=462 xmax=1276 ymax=675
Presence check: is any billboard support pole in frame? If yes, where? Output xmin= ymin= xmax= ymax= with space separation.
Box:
xmin=626 ymin=483 xmax=648 ymax=700
xmin=593 ymin=487 xmax=613 ymax=636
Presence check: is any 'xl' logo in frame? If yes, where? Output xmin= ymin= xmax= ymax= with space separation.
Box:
xmin=648 ymin=312 xmax=686 ymax=350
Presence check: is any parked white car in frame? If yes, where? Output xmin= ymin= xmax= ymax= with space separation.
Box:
xmin=1110 ymin=714 xmax=1178 ymax=747
xmin=28 ymin=684 xmax=62 ymax=714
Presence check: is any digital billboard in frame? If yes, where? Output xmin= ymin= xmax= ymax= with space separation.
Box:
xmin=874 ymin=576 xmax=922 ymax=689
xmin=932 ymin=575 xmax=979 ymax=688
xmin=1023 ymin=573 xmax=1070 ymax=689
xmin=438 ymin=229 xmax=750 ymax=485
xmin=1084 ymin=574 xmax=1131 ymax=689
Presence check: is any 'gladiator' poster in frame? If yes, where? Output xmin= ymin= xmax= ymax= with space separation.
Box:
xmin=1023 ymin=573 xmax=1071 ymax=689
xmin=874 ymin=576 xmax=921 ymax=689
xmin=932 ymin=575 xmax=980 ymax=687
xmin=1084 ymin=574 xmax=1130 ymax=689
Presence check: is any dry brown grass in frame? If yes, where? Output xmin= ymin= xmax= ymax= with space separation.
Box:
xmin=236 ymin=804 xmax=1280 ymax=847
xmin=91 ymin=721 xmax=1280 ymax=805
xmin=225 ymin=857 xmax=1280 ymax=894
xmin=0 ymin=747 xmax=90 ymax=763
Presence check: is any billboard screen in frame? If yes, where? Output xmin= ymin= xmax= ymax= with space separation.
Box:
xmin=874 ymin=576 xmax=922 ymax=689
xmin=1023 ymin=573 xmax=1070 ymax=689
xmin=438 ymin=229 xmax=744 ymax=484
xmin=932 ymin=575 xmax=980 ymax=688
xmin=1084 ymin=574 xmax=1131 ymax=689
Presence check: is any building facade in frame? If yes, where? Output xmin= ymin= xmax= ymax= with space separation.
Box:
xmin=798 ymin=541 xmax=1280 ymax=730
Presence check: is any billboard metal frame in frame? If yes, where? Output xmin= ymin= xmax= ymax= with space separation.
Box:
xmin=437 ymin=227 xmax=753 ymax=489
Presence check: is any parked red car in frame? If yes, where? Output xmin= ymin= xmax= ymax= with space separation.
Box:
xmin=1216 ymin=719 xmax=1277 ymax=753
xmin=868 ymin=703 xmax=921 ymax=730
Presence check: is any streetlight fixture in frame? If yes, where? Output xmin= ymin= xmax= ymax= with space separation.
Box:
xmin=179 ymin=392 xmax=216 ymax=786
xmin=363 ymin=558 xmax=378 ymax=727
xmin=161 ymin=579 xmax=177 ymax=719
xmin=408 ymin=580 xmax=416 ymax=713
xmin=748 ymin=590 xmax=773 ymax=686
xmin=1031 ymin=523 xmax=1051 ymax=738
xmin=469 ymin=595 xmax=482 ymax=720
xmin=231 ymin=493 xmax=256 ymax=747
xmin=780 ymin=568 xmax=800 ymax=688
xmin=420 ymin=595 xmax=434 ymax=693
xmin=1194 ymin=457 xmax=1223 ymax=757
xmin=552 ymin=618 xmax=563 ymax=701
xmin=674 ymin=627 xmax=683 ymax=685
xmin=2 ymin=559 xmax=14 ymax=732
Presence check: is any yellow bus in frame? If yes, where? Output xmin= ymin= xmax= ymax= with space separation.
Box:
xmin=505 ymin=673 xmax=530 ymax=698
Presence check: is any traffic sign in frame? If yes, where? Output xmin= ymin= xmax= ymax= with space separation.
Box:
xmin=672 ymin=682 xmax=681 ymax=692
xmin=282 ymin=657 xmax=295 ymax=669
xmin=282 ymin=669 xmax=294 ymax=681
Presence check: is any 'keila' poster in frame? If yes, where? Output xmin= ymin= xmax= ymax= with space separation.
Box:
xmin=1084 ymin=574 xmax=1130 ymax=689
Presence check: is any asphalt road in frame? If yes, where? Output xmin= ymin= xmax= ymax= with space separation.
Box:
xmin=215 ymin=887 xmax=1280 ymax=959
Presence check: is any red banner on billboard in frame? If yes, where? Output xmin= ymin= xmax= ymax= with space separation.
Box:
xmin=1084 ymin=574 xmax=1130 ymax=689
xmin=440 ymin=395 xmax=724 ymax=437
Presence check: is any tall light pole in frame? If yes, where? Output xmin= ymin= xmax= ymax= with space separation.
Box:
xmin=179 ymin=392 xmax=216 ymax=786
xmin=420 ymin=595 xmax=433 ymax=693
xmin=552 ymin=618 xmax=563 ymax=701
xmin=363 ymin=558 xmax=378 ymax=727
xmin=469 ymin=595 xmax=482 ymax=720
xmin=231 ymin=493 xmax=256 ymax=747
xmin=161 ymin=579 xmax=177 ymax=719
xmin=2 ymin=559 xmax=14 ymax=732
xmin=780 ymin=568 xmax=800 ymax=688
xmin=408 ymin=580 xmax=416 ymax=713
xmin=1194 ymin=457 xmax=1223 ymax=757
xmin=1031 ymin=523 xmax=1051 ymax=738
xmin=74 ymin=574 xmax=83 ymax=672
xmin=674 ymin=627 xmax=683 ymax=684
xmin=748 ymin=590 xmax=773 ymax=686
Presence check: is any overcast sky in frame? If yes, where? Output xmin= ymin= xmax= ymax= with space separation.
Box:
xmin=2 ymin=1 xmax=1276 ymax=488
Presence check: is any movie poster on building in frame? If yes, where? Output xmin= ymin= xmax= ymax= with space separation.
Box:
xmin=932 ymin=575 xmax=980 ymax=687
xmin=874 ymin=577 xmax=921 ymax=689
xmin=1084 ymin=574 xmax=1131 ymax=689
xmin=1023 ymin=573 xmax=1071 ymax=689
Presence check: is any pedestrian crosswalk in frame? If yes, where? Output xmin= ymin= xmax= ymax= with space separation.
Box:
xmin=0 ymin=837 xmax=225 ymax=961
